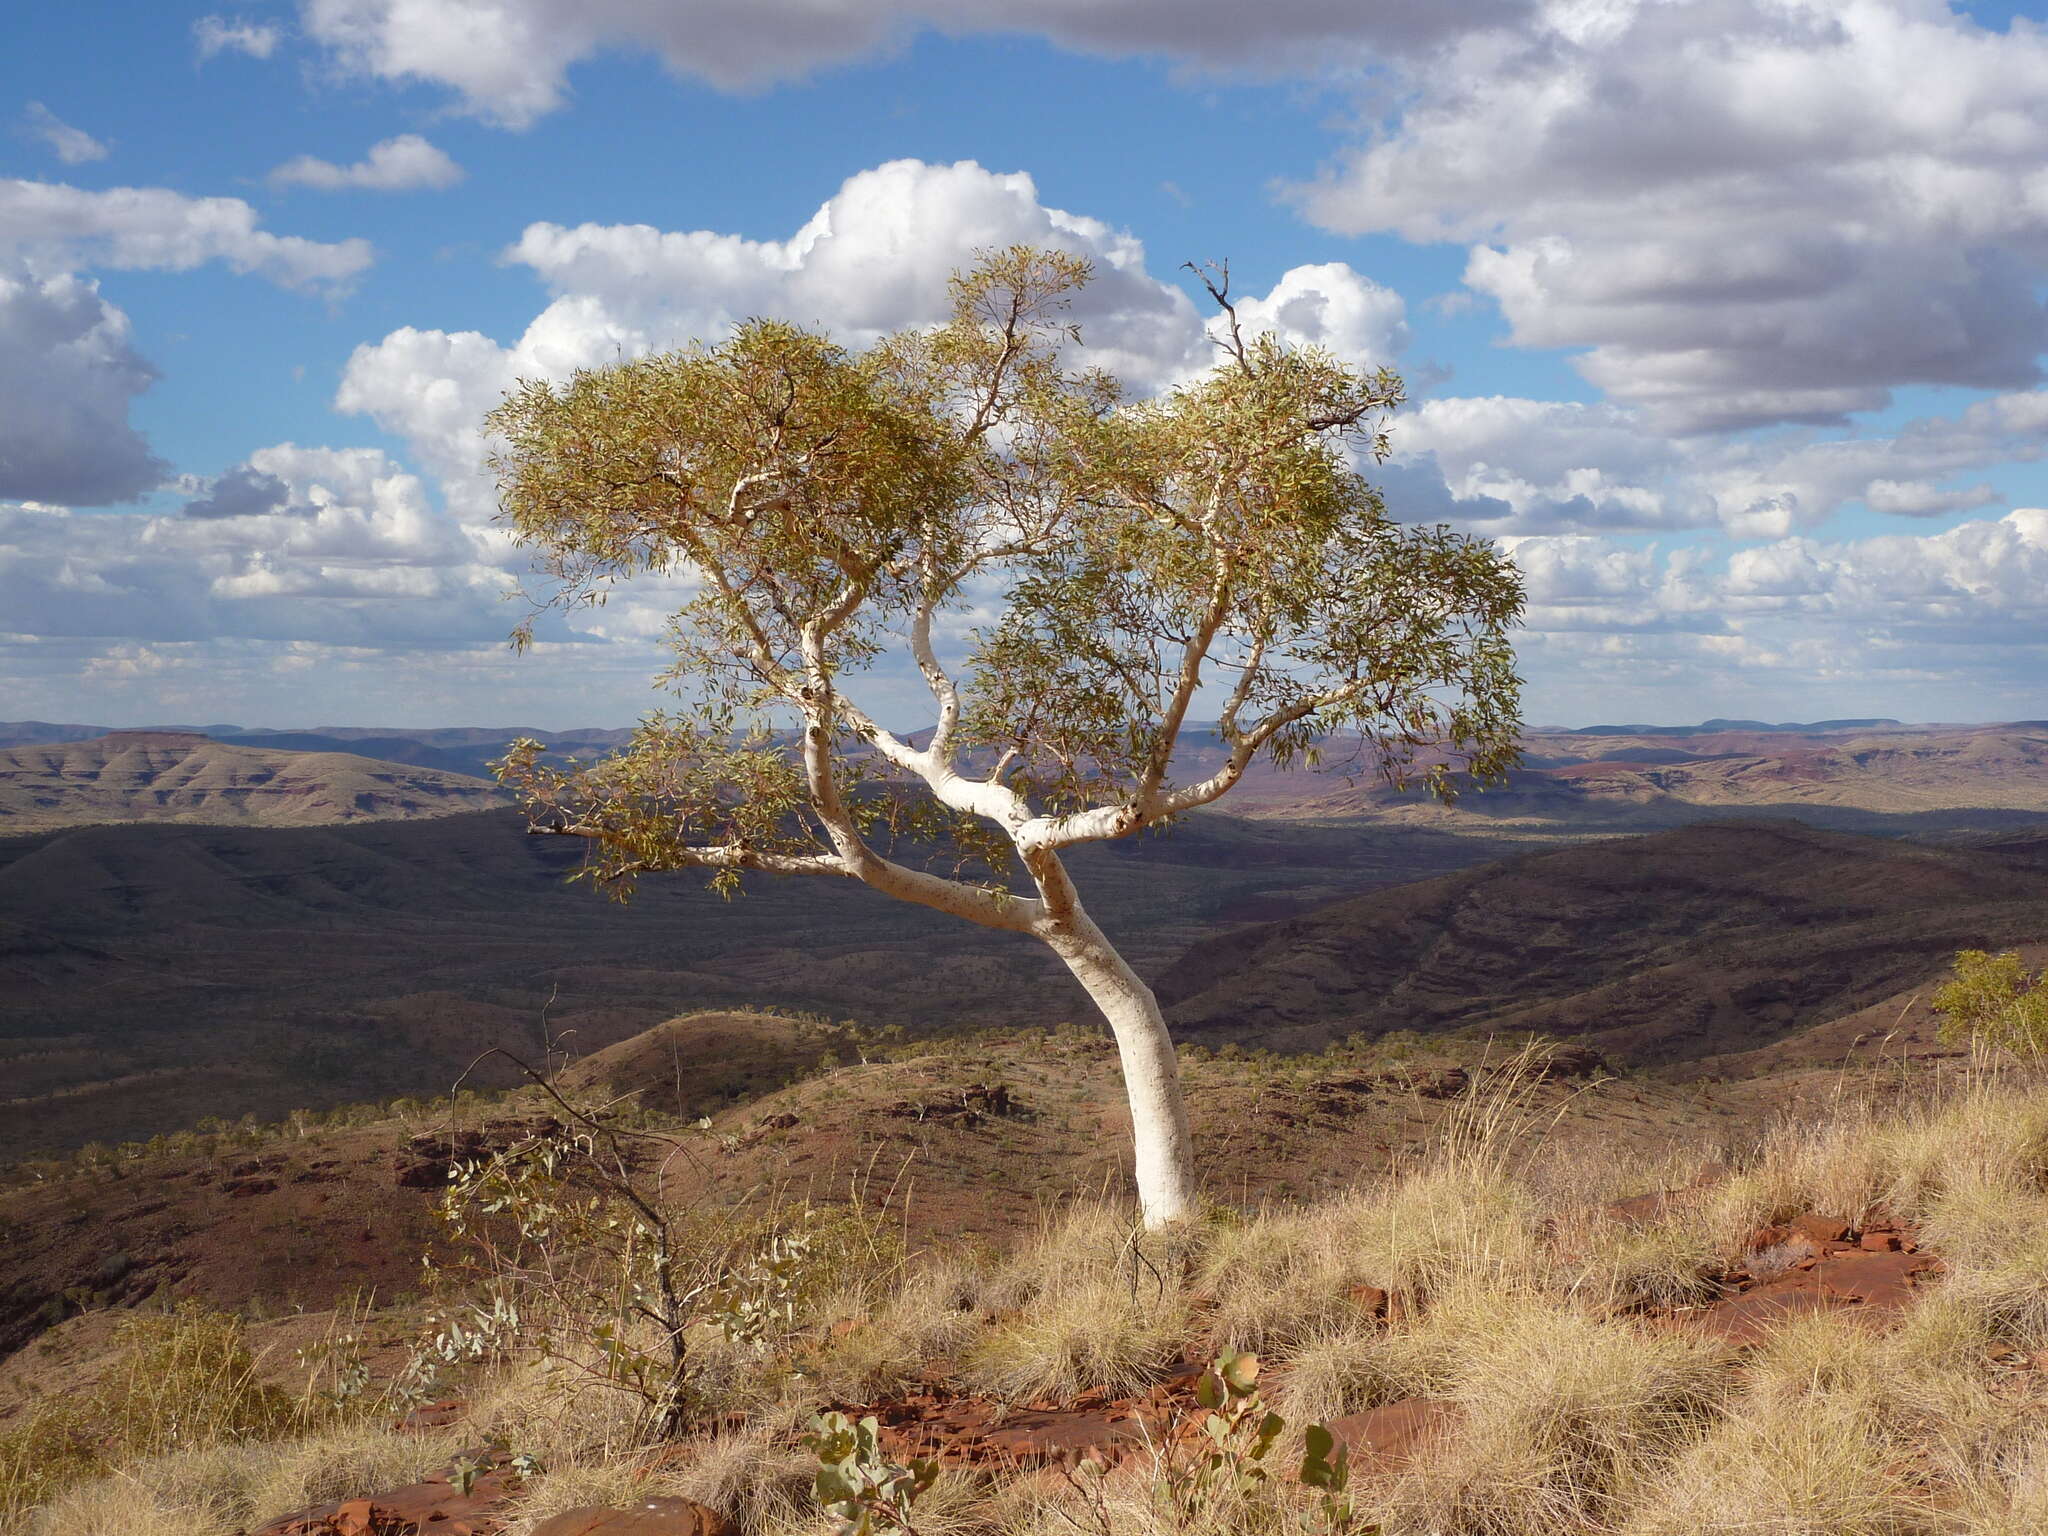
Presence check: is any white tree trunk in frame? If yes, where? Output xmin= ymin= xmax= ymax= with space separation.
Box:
xmin=1041 ymin=916 xmax=1198 ymax=1228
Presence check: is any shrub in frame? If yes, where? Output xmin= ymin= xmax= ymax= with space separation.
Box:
xmin=1935 ymin=949 xmax=2048 ymax=1061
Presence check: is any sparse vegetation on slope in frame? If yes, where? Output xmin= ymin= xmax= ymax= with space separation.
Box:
xmin=10 ymin=1043 xmax=2048 ymax=1533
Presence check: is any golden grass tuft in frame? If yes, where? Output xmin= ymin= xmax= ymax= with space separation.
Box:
xmin=960 ymin=1203 xmax=1192 ymax=1403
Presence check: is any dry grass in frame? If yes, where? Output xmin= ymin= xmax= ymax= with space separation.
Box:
xmin=19 ymin=1066 xmax=2048 ymax=1534
xmin=26 ymin=1423 xmax=458 ymax=1536
xmin=959 ymin=1202 xmax=1192 ymax=1403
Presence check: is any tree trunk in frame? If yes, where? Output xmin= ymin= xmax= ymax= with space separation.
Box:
xmin=1041 ymin=915 xmax=1198 ymax=1228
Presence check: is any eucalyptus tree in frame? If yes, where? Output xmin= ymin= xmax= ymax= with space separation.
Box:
xmin=488 ymin=249 xmax=1523 ymax=1228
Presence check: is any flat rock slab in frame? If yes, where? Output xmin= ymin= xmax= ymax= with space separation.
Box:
xmin=1325 ymin=1398 xmax=1459 ymax=1473
xmin=530 ymin=1498 xmax=736 ymax=1536
xmin=1674 ymin=1237 xmax=1943 ymax=1347
xmin=854 ymin=1364 xmax=1210 ymax=1469
xmin=252 ymin=1457 xmax=520 ymax=1536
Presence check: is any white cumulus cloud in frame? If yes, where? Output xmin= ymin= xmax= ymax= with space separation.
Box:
xmin=339 ymin=159 xmax=1406 ymax=520
xmin=267 ymin=134 xmax=465 ymax=193
xmin=0 ymin=270 xmax=164 ymax=505
xmin=0 ymin=446 xmax=510 ymax=653
xmin=1386 ymin=384 xmax=2048 ymax=539
xmin=0 ymin=179 xmax=373 ymax=293
xmin=1290 ymin=0 xmax=2048 ymax=434
xmin=1501 ymin=508 xmax=2048 ymax=721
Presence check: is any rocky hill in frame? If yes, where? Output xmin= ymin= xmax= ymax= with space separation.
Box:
xmin=0 ymin=731 xmax=508 ymax=831
xmin=1229 ymin=723 xmax=2048 ymax=829
xmin=1156 ymin=819 xmax=2048 ymax=1063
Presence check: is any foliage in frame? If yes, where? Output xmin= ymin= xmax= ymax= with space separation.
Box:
xmin=422 ymin=1082 xmax=892 ymax=1437
xmin=1934 ymin=949 xmax=2048 ymax=1061
xmin=801 ymin=1411 xmax=941 ymax=1536
xmin=427 ymin=1114 xmax=718 ymax=1435
xmin=1189 ymin=1347 xmax=1286 ymax=1499
xmin=488 ymin=247 xmax=1522 ymax=895
xmin=1182 ymin=1349 xmax=1364 ymax=1533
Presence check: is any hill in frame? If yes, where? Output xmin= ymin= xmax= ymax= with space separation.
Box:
xmin=0 ymin=732 xmax=507 ymax=832
xmin=553 ymin=1009 xmax=820 ymax=1116
xmin=1232 ymin=722 xmax=2048 ymax=830
xmin=1156 ymin=819 xmax=2048 ymax=1062
xmin=0 ymin=808 xmax=1508 ymax=1159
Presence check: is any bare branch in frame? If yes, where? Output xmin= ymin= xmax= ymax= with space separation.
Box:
xmin=1184 ymin=259 xmax=1254 ymax=379
xmin=528 ymin=823 xmax=855 ymax=879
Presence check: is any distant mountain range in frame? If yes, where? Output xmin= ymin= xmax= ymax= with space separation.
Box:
xmin=0 ymin=722 xmax=634 ymax=782
xmin=0 ymin=730 xmax=507 ymax=832
xmin=1557 ymin=717 xmax=1903 ymax=736
xmin=1227 ymin=722 xmax=2048 ymax=826
xmin=5 ymin=718 xmax=2046 ymax=836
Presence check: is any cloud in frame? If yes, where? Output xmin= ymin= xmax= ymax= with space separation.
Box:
xmin=1216 ymin=262 xmax=1409 ymax=371
xmin=339 ymin=159 xmax=1405 ymax=520
xmin=21 ymin=103 xmax=109 ymax=165
xmin=0 ymin=269 xmax=165 ymax=504
xmin=1289 ymin=0 xmax=2048 ymax=434
xmin=1524 ymin=510 xmax=2048 ymax=645
xmin=297 ymin=0 xmax=1529 ymax=128
xmin=0 ymin=179 xmax=374 ymax=293
xmin=1382 ymin=384 xmax=2048 ymax=539
xmin=0 ymin=446 xmax=511 ymax=653
xmin=181 ymin=464 xmax=300 ymax=519
xmin=267 ymin=134 xmax=465 ymax=193
xmin=1494 ymin=507 xmax=2048 ymax=720
xmin=195 ymin=15 xmax=283 ymax=60
xmin=1861 ymin=479 xmax=2001 ymax=519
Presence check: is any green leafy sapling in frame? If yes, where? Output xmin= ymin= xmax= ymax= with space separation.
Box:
xmin=1192 ymin=1346 xmax=1285 ymax=1498
xmin=803 ymin=1411 xmax=941 ymax=1536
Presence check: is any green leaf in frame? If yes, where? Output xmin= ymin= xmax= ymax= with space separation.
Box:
xmin=1222 ymin=1349 xmax=1261 ymax=1394
xmin=816 ymin=1463 xmax=860 ymax=1503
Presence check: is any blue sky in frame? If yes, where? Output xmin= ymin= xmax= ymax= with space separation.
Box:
xmin=5 ymin=0 xmax=2048 ymax=729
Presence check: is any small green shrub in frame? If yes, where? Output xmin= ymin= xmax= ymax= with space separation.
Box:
xmin=1935 ymin=949 xmax=2048 ymax=1061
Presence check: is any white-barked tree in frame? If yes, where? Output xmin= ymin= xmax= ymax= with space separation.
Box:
xmin=488 ymin=249 xmax=1524 ymax=1228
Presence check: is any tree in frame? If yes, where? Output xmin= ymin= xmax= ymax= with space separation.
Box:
xmin=488 ymin=249 xmax=1524 ymax=1228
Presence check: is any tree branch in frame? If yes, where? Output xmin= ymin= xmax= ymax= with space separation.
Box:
xmin=795 ymin=618 xmax=1043 ymax=934
xmin=528 ymin=824 xmax=854 ymax=879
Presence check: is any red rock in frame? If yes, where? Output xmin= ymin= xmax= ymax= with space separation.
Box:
xmin=1771 ymin=1236 xmax=1824 ymax=1266
xmin=1860 ymin=1232 xmax=1902 ymax=1252
xmin=1814 ymin=1249 xmax=1937 ymax=1308
xmin=1680 ymin=1283 xmax=1840 ymax=1347
xmin=252 ymin=1455 xmax=520 ymax=1535
xmin=1347 ymin=1283 xmax=1390 ymax=1317
xmin=1325 ymin=1398 xmax=1458 ymax=1472
xmin=530 ymin=1498 xmax=736 ymax=1536
xmin=979 ymin=1408 xmax=1134 ymax=1465
xmin=1789 ymin=1212 xmax=1850 ymax=1245
xmin=1676 ymin=1238 xmax=1941 ymax=1346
